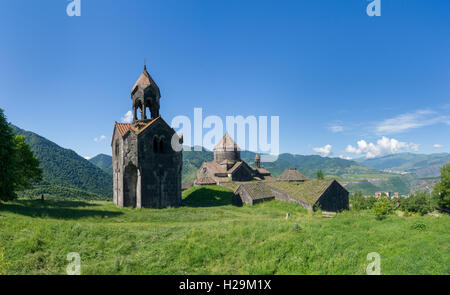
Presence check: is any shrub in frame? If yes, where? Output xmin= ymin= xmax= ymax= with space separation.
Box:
xmin=411 ymin=222 xmax=426 ymax=231
xmin=399 ymin=192 xmax=436 ymax=216
xmin=350 ymin=192 xmax=377 ymax=210
xmin=373 ymin=196 xmax=394 ymax=220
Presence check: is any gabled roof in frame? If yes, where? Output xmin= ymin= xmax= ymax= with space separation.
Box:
xmin=268 ymin=179 xmax=335 ymax=205
xmin=135 ymin=116 xmax=161 ymax=135
xmin=278 ymin=168 xmax=308 ymax=182
xmin=202 ymin=160 xmax=251 ymax=176
xmin=228 ymin=161 xmax=245 ymax=174
xmin=113 ymin=117 xmax=172 ymax=145
xmin=235 ymin=182 xmax=274 ymax=201
xmin=201 ymin=161 xmax=226 ymax=176
xmin=255 ymin=167 xmax=271 ymax=175
xmin=195 ymin=177 xmax=217 ymax=185
xmin=114 ymin=122 xmax=137 ymax=137
xmin=213 ymin=133 xmax=240 ymax=151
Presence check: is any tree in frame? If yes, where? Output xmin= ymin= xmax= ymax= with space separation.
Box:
xmin=0 ymin=109 xmax=17 ymax=201
xmin=317 ymin=170 xmax=324 ymax=180
xmin=350 ymin=191 xmax=365 ymax=210
xmin=433 ymin=163 xmax=450 ymax=210
xmin=12 ymin=135 xmax=42 ymax=190
xmin=373 ymin=195 xmax=394 ymax=220
xmin=0 ymin=109 xmax=42 ymax=202
xmin=399 ymin=192 xmax=436 ymax=215
xmin=350 ymin=192 xmax=377 ymax=211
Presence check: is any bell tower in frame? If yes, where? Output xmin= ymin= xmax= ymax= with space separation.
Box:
xmin=112 ymin=65 xmax=183 ymax=209
xmin=131 ymin=65 xmax=161 ymax=122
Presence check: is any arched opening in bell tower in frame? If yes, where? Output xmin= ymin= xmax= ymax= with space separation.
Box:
xmin=123 ymin=163 xmax=138 ymax=208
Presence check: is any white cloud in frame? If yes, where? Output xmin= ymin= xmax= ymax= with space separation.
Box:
xmin=313 ymin=144 xmax=333 ymax=157
xmin=433 ymin=144 xmax=443 ymax=149
xmin=376 ymin=109 xmax=449 ymax=134
xmin=84 ymin=156 xmax=92 ymax=160
xmin=345 ymin=136 xmax=419 ymax=159
xmin=339 ymin=155 xmax=352 ymax=160
xmin=121 ymin=110 xmax=133 ymax=123
xmin=94 ymin=135 xmax=106 ymax=143
xmin=329 ymin=125 xmax=344 ymax=133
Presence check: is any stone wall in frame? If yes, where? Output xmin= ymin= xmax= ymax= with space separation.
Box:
xmin=138 ymin=120 xmax=182 ymax=208
xmin=270 ymin=186 xmax=312 ymax=210
xmin=316 ymin=181 xmax=349 ymax=212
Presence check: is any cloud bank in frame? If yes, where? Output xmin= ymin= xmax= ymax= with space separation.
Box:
xmin=313 ymin=144 xmax=333 ymax=157
xmin=345 ymin=136 xmax=419 ymax=159
xmin=376 ymin=109 xmax=449 ymax=134
xmin=121 ymin=111 xmax=133 ymax=123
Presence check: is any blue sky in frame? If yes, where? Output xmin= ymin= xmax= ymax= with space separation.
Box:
xmin=0 ymin=0 xmax=449 ymax=159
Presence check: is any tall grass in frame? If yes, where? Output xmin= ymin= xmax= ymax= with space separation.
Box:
xmin=0 ymin=186 xmax=448 ymax=274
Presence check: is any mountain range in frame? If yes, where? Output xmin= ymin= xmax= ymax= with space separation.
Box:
xmin=11 ymin=124 xmax=448 ymax=198
xmin=11 ymin=125 xmax=113 ymax=198
xmin=357 ymin=153 xmax=450 ymax=178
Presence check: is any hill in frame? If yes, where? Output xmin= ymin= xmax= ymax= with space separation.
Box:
xmin=0 ymin=186 xmax=448 ymax=274
xmin=11 ymin=125 xmax=113 ymax=198
xmin=343 ymin=176 xmax=412 ymax=195
xmin=247 ymin=153 xmax=381 ymax=179
xmin=358 ymin=153 xmax=450 ymax=178
xmin=89 ymin=154 xmax=113 ymax=175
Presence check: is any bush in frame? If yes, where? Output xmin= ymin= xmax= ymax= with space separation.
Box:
xmin=350 ymin=192 xmax=377 ymax=210
xmin=373 ymin=196 xmax=394 ymax=220
xmin=399 ymin=192 xmax=436 ymax=216
xmin=411 ymin=222 xmax=426 ymax=231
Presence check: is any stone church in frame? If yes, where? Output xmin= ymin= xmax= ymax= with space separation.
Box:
xmin=111 ymin=66 xmax=183 ymax=208
xmin=195 ymin=133 xmax=272 ymax=185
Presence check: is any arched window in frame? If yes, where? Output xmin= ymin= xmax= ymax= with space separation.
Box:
xmin=153 ymin=137 xmax=158 ymax=153
xmin=159 ymin=138 xmax=165 ymax=153
xmin=115 ymin=141 xmax=120 ymax=157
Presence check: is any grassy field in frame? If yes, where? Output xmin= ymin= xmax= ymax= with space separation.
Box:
xmin=0 ymin=186 xmax=449 ymax=275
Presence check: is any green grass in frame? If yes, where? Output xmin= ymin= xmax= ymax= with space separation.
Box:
xmin=0 ymin=185 xmax=448 ymax=275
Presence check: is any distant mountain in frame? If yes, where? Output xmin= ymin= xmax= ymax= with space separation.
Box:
xmin=245 ymin=153 xmax=379 ymax=179
xmin=89 ymin=148 xmax=383 ymax=185
xmin=11 ymin=125 xmax=113 ymax=197
xmin=358 ymin=153 xmax=450 ymax=178
xmin=344 ymin=176 xmax=412 ymax=195
xmin=89 ymin=154 xmax=113 ymax=175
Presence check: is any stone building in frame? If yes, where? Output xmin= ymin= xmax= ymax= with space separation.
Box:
xmin=111 ymin=66 xmax=183 ymax=208
xmin=233 ymin=182 xmax=275 ymax=206
xmin=195 ymin=134 xmax=272 ymax=185
xmin=234 ymin=179 xmax=349 ymax=212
